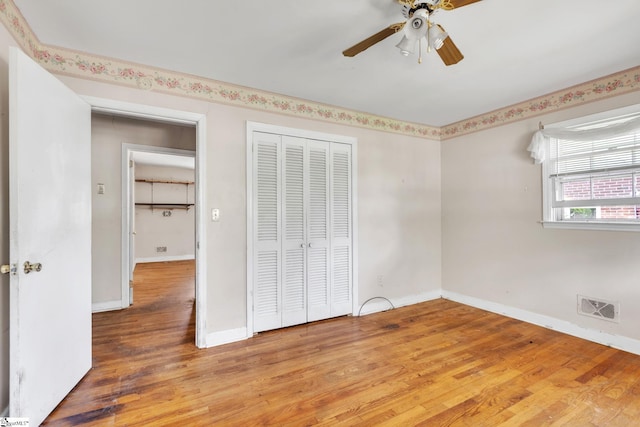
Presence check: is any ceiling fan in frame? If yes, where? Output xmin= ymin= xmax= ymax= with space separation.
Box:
xmin=342 ymin=0 xmax=481 ymax=65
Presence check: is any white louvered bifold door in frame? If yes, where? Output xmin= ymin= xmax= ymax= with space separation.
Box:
xmin=330 ymin=143 xmax=353 ymax=316
xmin=281 ymin=136 xmax=307 ymax=327
xmin=253 ymin=132 xmax=282 ymax=333
xmin=252 ymin=131 xmax=353 ymax=333
xmin=306 ymin=140 xmax=331 ymax=322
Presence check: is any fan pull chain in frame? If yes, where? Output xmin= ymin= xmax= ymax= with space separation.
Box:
xmin=418 ymin=38 xmax=423 ymax=64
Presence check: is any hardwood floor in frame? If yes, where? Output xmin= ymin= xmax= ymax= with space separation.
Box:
xmin=44 ymin=261 xmax=640 ymax=426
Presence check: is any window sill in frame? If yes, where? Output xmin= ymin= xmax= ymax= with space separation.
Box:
xmin=540 ymin=221 xmax=640 ymax=232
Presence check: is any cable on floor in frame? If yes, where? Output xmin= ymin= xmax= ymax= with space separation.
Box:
xmin=357 ymin=296 xmax=395 ymax=317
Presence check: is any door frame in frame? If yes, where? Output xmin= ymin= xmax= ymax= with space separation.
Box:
xmin=245 ymin=121 xmax=359 ymax=337
xmin=84 ymin=96 xmax=208 ymax=348
xmin=122 ymin=145 xmax=196 ymax=297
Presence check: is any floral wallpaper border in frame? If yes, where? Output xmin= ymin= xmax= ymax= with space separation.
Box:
xmin=441 ymin=68 xmax=640 ymax=140
xmin=1 ymin=0 xmax=638 ymax=141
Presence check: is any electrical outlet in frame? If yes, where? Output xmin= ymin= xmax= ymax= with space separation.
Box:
xmin=156 ymin=246 xmax=167 ymax=253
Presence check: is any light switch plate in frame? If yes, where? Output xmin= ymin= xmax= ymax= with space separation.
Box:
xmin=212 ymin=208 xmax=220 ymax=222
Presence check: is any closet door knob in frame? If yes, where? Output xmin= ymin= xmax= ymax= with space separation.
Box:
xmin=308 ymin=243 xmax=313 ymax=248
xmin=300 ymin=243 xmax=305 ymax=248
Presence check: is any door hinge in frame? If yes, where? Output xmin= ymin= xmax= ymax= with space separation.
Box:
xmin=129 ymin=159 xmax=134 ymax=168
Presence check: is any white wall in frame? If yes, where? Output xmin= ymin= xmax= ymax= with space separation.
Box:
xmin=91 ymin=115 xmax=196 ymax=304
xmin=358 ymin=130 xmax=441 ymax=305
xmin=134 ymin=164 xmax=195 ymax=262
xmin=442 ymin=91 xmax=640 ymax=343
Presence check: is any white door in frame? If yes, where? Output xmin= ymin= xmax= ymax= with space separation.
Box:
xmin=253 ymin=132 xmax=282 ymax=332
xmin=252 ymin=131 xmax=353 ymax=333
xmin=8 ymin=47 xmax=92 ymax=425
xmin=330 ymin=143 xmax=353 ymax=316
xmin=306 ymin=140 xmax=331 ymax=322
xmin=281 ymin=136 xmax=307 ymax=327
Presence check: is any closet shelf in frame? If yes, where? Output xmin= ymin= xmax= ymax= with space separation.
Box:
xmin=135 ymin=179 xmax=194 ymax=185
xmin=135 ymin=179 xmax=194 ymax=210
xmin=135 ymin=203 xmax=193 ymax=210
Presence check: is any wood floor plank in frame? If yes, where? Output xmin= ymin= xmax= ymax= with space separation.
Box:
xmin=42 ymin=260 xmax=640 ymax=426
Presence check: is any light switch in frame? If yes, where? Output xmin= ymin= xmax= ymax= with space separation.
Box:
xmin=97 ymin=183 xmax=105 ymax=194
xmin=212 ymin=208 xmax=220 ymax=222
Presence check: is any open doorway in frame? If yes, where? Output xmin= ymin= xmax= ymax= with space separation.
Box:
xmin=92 ymin=114 xmax=197 ymax=333
xmin=87 ymin=97 xmax=207 ymax=348
xmin=126 ymin=148 xmax=196 ymax=305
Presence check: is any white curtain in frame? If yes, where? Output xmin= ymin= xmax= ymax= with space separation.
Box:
xmin=527 ymin=116 xmax=640 ymax=164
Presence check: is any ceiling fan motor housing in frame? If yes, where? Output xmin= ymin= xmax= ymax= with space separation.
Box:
xmin=402 ymin=0 xmax=440 ymax=19
xmin=404 ymin=9 xmax=429 ymax=39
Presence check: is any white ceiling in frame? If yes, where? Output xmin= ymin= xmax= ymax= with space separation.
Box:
xmin=13 ymin=0 xmax=640 ymax=127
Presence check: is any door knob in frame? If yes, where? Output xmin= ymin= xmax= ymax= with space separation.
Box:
xmin=1 ymin=264 xmax=14 ymax=275
xmin=300 ymin=243 xmax=305 ymax=248
xmin=23 ymin=261 xmax=42 ymax=274
xmin=308 ymin=243 xmax=313 ymax=248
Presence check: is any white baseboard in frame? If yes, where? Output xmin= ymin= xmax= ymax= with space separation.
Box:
xmin=357 ymin=290 xmax=442 ymax=316
xmin=202 ymin=290 xmax=640 ymax=356
xmin=204 ymin=292 xmax=440 ymax=347
xmin=92 ymin=300 xmax=123 ymax=313
xmin=136 ymin=254 xmax=195 ymax=264
xmin=205 ymin=327 xmax=248 ymax=348
xmin=442 ymin=290 xmax=640 ymax=357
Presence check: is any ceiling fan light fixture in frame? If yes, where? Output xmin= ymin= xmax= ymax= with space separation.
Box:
xmin=428 ymin=24 xmax=448 ymax=50
xmin=396 ymin=35 xmax=417 ymax=56
xmin=341 ymin=0 xmax=473 ymax=64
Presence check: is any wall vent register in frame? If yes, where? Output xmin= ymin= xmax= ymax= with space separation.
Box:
xmin=577 ymin=295 xmax=619 ymax=322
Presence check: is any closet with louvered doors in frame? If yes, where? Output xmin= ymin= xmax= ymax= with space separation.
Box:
xmin=251 ymin=131 xmax=353 ymax=333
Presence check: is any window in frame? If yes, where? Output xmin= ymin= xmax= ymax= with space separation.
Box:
xmin=539 ymin=107 xmax=640 ymax=231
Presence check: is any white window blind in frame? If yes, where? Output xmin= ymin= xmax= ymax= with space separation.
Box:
xmin=549 ymin=131 xmax=640 ymax=208
xmin=541 ymin=111 xmax=640 ymax=227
